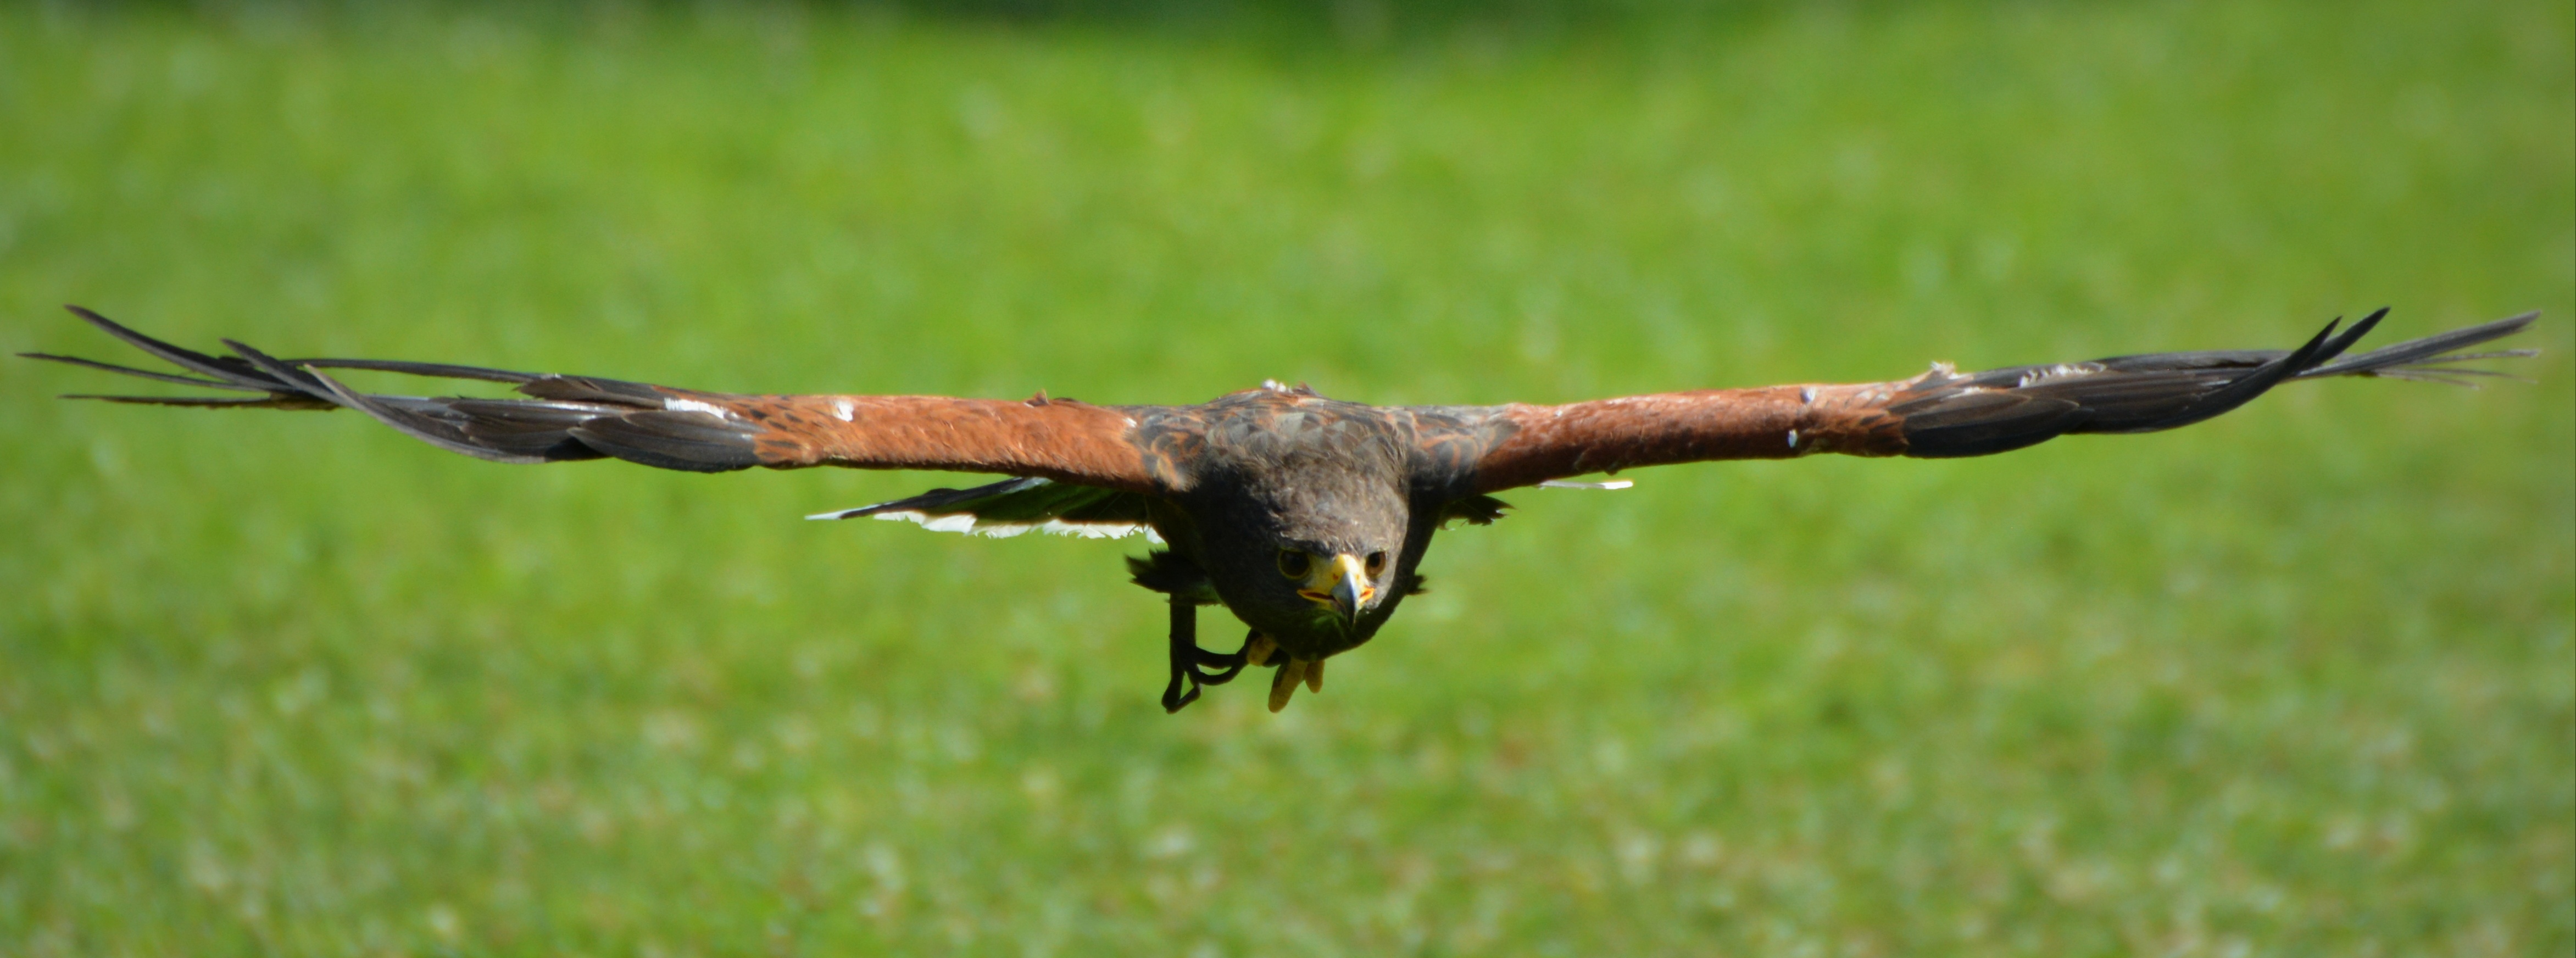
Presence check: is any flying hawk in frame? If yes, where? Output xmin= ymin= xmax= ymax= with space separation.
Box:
xmin=27 ymin=306 xmax=2537 ymax=713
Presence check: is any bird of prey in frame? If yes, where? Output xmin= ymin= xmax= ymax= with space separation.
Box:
xmin=27 ymin=306 xmax=2536 ymax=713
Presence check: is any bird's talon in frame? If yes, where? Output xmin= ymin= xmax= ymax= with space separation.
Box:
xmin=1187 ymin=649 xmax=1247 ymax=686
xmin=1160 ymin=677 xmax=1200 ymax=714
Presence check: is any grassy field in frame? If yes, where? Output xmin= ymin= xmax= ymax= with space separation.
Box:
xmin=2 ymin=1 xmax=2569 ymax=954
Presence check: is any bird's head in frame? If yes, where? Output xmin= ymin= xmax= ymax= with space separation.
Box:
xmin=1219 ymin=538 xmax=1403 ymax=662
xmin=1195 ymin=475 xmax=1412 ymax=661
xmin=1270 ymin=543 xmax=1391 ymax=625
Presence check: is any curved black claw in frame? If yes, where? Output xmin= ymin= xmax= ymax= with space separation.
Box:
xmin=1161 ymin=676 xmax=1202 ymax=713
xmin=1188 ymin=643 xmax=1248 ymax=686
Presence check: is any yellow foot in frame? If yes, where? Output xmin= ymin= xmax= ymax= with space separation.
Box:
xmin=1268 ymin=658 xmax=1309 ymax=712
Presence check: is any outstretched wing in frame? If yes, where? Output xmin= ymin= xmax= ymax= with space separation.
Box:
xmin=1467 ymin=310 xmax=2539 ymax=493
xmin=25 ymin=306 xmax=1169 ymax=495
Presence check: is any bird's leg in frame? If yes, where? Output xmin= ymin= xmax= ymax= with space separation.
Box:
xmin=1140 ymin=548 xmax=1246 ymax=710
xmin=1161 ymin=597 xmax=1205 ymax=713
xmin=1160 ymin=605 xmax=1265 ymax=712
xmin=1162 ymin=608 xmax=1260 ymax=715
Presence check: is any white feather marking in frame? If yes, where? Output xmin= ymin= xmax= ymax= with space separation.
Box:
xmin=664 ymin=397 xmax=734 ymax=419
xmin=2016 ymin=362 xmax=2104 ymax=389
xmin=1787 ymin=428 xmax=1800 ymax=448
xmin=836 ymin=509 xmax=1162 ymax=543
xmin=1540 ymin=478 xmax=1634 ymax=490
xmin=832 ymin=399 xmax=855 ymax=421
xmin=921 ymin=514 xmax=978 ymax=533
xmin=1799 ymin=386 xmax=1816 ymax=404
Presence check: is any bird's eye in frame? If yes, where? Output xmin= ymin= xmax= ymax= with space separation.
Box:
xmin=1365 ymin=552 xmax=1388 ymax=576
xmin=1276 ymin=550 xmax=1311 ymax=578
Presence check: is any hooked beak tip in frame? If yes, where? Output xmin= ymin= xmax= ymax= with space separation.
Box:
xmin=1329 ymin=558 xmax=1370 ymax=625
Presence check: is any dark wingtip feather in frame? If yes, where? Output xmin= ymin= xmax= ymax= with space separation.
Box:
xmin=519 ymin=375 xmax=669 ymax=406
xmin=35 ymin=309 xmax=756 ymax=470
xmin=60 ymin=305 xmax=286 ymax=392
xmin=293 ymin=358 xmax=544 ymax=385
xmin=62 ymin=393 xmax=340 ymax=409
xmin=2103 ymin=314 xmax=2340 ymax=433
xmin=2311 ymin=308 xmax=2387 ymax=366
xmin=219 ymin=337 xmax=335 ymax=399
xmin=21 ymin=352 xmax=270 ymax=392
xmin=2302 ymin=310 xmax=2540 ymax=379
xmin=1894 ymin=310 xmax=2536 ymax=459
xmin=301 ymin=367 xmax=558 ymax=464
xmin=568 ymin=411 xmax=762 ymax=472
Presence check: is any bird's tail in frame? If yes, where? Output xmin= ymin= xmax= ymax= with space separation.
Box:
xmin=1891 ymin=309 xmax=2540 ymax=459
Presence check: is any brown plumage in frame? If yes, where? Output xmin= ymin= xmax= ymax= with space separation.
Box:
xmin=26 ymin=305 xmax=2539 ymax=712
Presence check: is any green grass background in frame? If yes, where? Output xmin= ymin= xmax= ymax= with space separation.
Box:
xmin=2 ymin=1 xmax=2569 ymax=954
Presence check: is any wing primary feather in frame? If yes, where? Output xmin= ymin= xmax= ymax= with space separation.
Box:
xmin=300 ymin=367 xmax=561 ymax=463
xmin=2302 ymin=311 xmax=2540 ymax=378
xmin=2411 ymin=349 xmax=2540 ymax=364
xmin=59 ymin=393 xmax=339 ymax=409
xmin=1896 ymin=311 xmax=2539 ymax=456
xmin=19 ymin=352 xmax=272 ymax=392
xmin=518 ymin=375 xmax=672 ymax=406
xmin=219 ymin=337 xmax=341 ymax=400
xmin=566 ymin=410 xmax=763 ymax=472
xmin=2114 ymin=315 xmax=2341 ymax=430
xmin=60 ymin=305 xmax=290 ymax=392
xmin=1898 ymin=318 xmax=2338 ymax=458
xmin=293 ymin=358 xmax=543 ymax=384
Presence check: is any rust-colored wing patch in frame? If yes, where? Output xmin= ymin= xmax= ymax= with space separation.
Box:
xmin=706 ymin=392 xmax=1160 ymax=492
xmin=1469 ymin=383 xmax=1907 ymax=492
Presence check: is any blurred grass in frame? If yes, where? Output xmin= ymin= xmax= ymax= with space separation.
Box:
xmin=1 ymin=0 xmax=2569 ymax=954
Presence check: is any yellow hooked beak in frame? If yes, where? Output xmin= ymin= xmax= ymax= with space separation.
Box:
xmin=1295 ymin=553 xmax=1375 ymax=624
